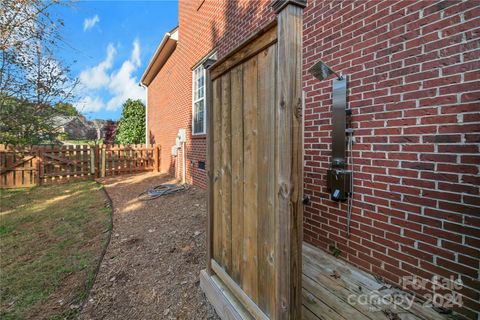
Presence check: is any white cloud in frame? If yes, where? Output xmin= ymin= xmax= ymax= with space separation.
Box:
xmin=83 ymin=14 xmax=99 ymax=31
xmin=74 ymin=96 xmax=105 ymax=113
xmin=131 ymin=39 xmax=141 ymax=67
xmin=79 ymin=43 xmax=116 ymax=89
xmin=75 ymin=39 xmax=145 ymax=114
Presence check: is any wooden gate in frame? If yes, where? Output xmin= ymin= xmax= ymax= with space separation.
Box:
xmin=201 ymin=2 xmax=305 ymax=319
xmin=0 ymin=144 xmax=161 ymax=188
xmin=0 ymin=146 xmax=38 ymax=188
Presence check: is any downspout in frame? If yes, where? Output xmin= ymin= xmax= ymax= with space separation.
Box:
xmin=139 ymin=83 xmax=148 ymax=144
xmin=182 ymin=140 xmax=186 ymax=184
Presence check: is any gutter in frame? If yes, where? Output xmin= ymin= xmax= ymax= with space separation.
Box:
xmin=140 ymin=26 xmax=178 ymax=86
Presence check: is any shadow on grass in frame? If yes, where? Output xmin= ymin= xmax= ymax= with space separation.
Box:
xmin=0 ymin=181 xmax=112 ymax=320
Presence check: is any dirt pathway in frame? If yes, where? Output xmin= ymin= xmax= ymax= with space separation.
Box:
xmin=79 ymin=172 xmax=218 ymax=320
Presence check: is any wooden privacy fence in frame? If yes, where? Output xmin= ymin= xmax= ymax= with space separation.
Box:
xmin=201 ymin=1 xmax=305 ymax=318
xmin=0 ymin=144 xmax=160 ymax=188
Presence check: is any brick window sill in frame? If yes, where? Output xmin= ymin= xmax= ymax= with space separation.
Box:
xmin=191 ymin=134 xmax=207 ymax=140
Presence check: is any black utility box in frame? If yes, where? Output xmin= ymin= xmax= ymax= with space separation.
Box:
xmin=326 ymin=169 xmax=352 ymax=201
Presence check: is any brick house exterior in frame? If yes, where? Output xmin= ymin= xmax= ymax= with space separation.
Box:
xmin=141 ymin=1 xmax=480 ymax=318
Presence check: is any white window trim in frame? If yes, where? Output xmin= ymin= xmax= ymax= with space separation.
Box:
xmin=192 ymin=66 xmax=206 ymax=135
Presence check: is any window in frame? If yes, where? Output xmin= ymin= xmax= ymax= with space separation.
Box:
xmin=192 ymin=52 xmax=216 ymax=135
xmin=192 ymin=65 xmax=206 ymax=135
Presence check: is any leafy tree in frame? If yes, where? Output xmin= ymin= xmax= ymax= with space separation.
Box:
xmin=115 ymin=99 xmax=145 ymax=144
xmin=54 ymin=102 xmax=78 ymax=116
xmin=0 ymin=95 xmax=61 ymax=144
xmin=0 ymin=0 xmax=77 ymax=145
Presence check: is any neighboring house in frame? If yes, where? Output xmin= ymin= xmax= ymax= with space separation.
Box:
xmin=53 ymin=115 xmax=117 ymax=142
xmin=91 ymin=119 xmax=117 ymax=143
xmin=141 ymin=1 xmax=479 ymax=319
xmin=53 ymin=115 xmax=95 ymax=140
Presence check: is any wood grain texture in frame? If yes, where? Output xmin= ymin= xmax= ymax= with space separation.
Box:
xmin=275 ymin=4 xmax=304 ymax=320
xmin=221 ymin=72 xmax=233 ymax=272
xmin=230 ymin=64 xmax=244 ymax=283
xmin=257 ymin=44 xmax=277 ymax=319
xmin=212 ymin=260 xmax=269 ymax=320
xmin=242 ymin=54 xmax=259 ymax=303
xmin=204 ymin=7 xmax=305 ymax=317
xmin=212 ymin=78 xmax=223 ymax=264
xmin=200 ymin=269 xmax=252 ymax=320
xmin=206 ymin=67 xmax=215 ymax=275
xmin=302 ymin=243 xmax=449 ymax=320
xmin=0 ymin=144 xmax=158 ymax=188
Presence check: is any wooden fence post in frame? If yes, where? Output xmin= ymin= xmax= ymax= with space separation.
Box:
xmin=36 ymin=149 xmax=43 ymax=186
xmin=154 ymin=144 xmax=160 ymax=172
xmin=94 ymin=145 xmax=100 ymax=178
xmin=204 ymin=59 xmax=215 ymax=276
xmin=90 ymin=145 xmax=94 ymax=177
xmin=273 ymin=0 xmax=306 ymax=319
xmin=35 ymin=152 xmax=40 ymax=186
xmin=101 ymin=145 xmax=106 ymax=178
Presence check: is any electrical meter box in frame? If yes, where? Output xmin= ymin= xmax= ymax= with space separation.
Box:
xmin=326 ymin=169 xmax=352 ymax=201
xmin=178 ymin=129 xmax=186 ymax=143
xmin=175 ymin=136 xmax=181 ymax=148
xmin=171 ymin=146 xmax=178 ymax=156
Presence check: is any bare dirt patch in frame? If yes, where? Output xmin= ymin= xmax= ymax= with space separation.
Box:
xmin=79 ymin=172 xmax=218 ymax=320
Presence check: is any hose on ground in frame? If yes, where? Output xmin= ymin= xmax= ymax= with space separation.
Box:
xmin=138 ymin=184 xmax=189 ymax=201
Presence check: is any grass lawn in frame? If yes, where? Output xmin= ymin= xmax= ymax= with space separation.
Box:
xmin=0 ymin=181 xmax=112 ymax=320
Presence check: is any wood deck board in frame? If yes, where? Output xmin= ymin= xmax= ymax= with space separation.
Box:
xmin=302 ymin=242 xmax=453 ymax=320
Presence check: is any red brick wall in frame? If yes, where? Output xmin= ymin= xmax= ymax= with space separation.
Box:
xmin=148 ymin=0 xmax=273 ymax=188
xmin=147 ymin=0 xmax=479 ymax=318
xmin=302 ymin=1 xmax=480 ymax=318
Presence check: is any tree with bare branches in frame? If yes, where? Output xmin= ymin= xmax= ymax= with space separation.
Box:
xmin=0 ymin=0 xmax=77 ymax=145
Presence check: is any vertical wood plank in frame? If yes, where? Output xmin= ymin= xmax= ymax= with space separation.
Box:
xmin=128 ymin=145 xmax=132 ymax=173
xmin=15 ymin=148 xmax=22 ymax=187
xmin=6 ymin=151 xmax=13 ymax=187
xmin=221 ymin=71 xmax=232 ymax=273
xmin=120 ymin=144 xmax=127 ymax=174
xmin=133 ymin=144 xmax=137 ymax=172
xmin=59 ymin=146 xmax=65 ymax=179
xmin=275 ymin=2 xmax=305 ymax=319
xmin=0 ymin=147 xmax=4 ymax=187
xmin=206 ymin=66 xmax=215 ymax=275
xmin=139 ymin=145 xmax=144 ymax=171
xmin=90 ymin=146 xmax=95 ymax=176
xmin=101 ymin=145 xmax=106 ymax=177
xmin=35 ymin=152 xmax=40 ymax=186
xmin=257 ymin=44 xmax=277 ymax=318
xmin=154 ymin=145 xmax=160 ymax=172
xmin=46 ymin=145 xmax=53 ymax=183
xmin=38 ymin=148 xmax=44 ymax=185
xmin=75 ymin=145 xmax=81 ymax=177
xmin=115 ymin=144 xmax=119 ymax=175
xmin=157 ymin=145 xmax=161 ymax=172
xmin=212 ymin=78 xmax=223 ymax=265
xmin=64 ymin=145 xmax=70 ymax=178
xmin=118 ymin=145 xmax=123 ymax=173
xmin=242 ymin=54 xmax=259 ymax=303
xmin=94 ymin=145 xmax=100 ymax=178
xmin=111 ymin=145 xmax=116 ymax=176
xmin=83 ymin=145 xmax=88 ymax=176
xmin=53 ymin=145 xmax=60 ymax=181
xmin=107 ymin=144 xmax=112 ymax=176
xmin=230 ymin=64 xmax=244 ymax=284
xmin=43 ymin=146 xmax=49 ymax=183
xmin=1 ymin=151 xmax=4 ymax=187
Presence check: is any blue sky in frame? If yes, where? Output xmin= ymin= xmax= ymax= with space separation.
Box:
xmin=52 ymin=1 xmax=178 ymax=120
